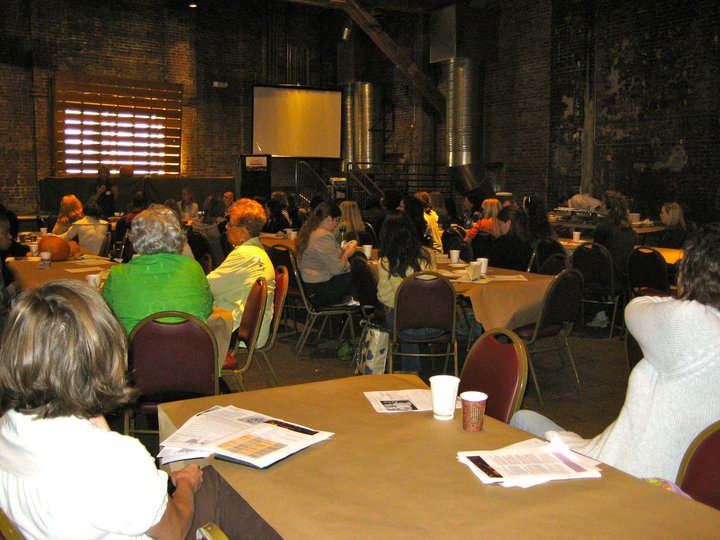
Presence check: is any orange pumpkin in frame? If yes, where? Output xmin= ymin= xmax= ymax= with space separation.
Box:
xmin=38 ymin=235 xmax=71 ymax=261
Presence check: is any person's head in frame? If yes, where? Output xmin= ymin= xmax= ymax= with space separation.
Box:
xmin=379 ymin=211 xmax=431 ymax=277
xmin=295 ymin=201 xmax=341 ymax=255
xmin=660 ymin=202 xmax=686 ymax=229
xmin=84 ymin=201 xmax=102 ymax=220
xmin=497 ymin=206 xmax=529 ymax=242
xmin=525 ymin=198 xmax=552 ymax=241
xmin=678 ymin=223 xmax=720 ymax=308
xmin=602 ymin=191 xmax=630 ymax=227
xmin=97 ymin=164 xmax=110 ymax=180
xmin=226 ymin=198 xmax=267 ymax=247
xmin=463 ymin=188 xmax=485 ymax=214
xmin=163 ymin=198 xmax=182 ymax=220
xmin=58 ymin=195 xmax=83 ymax=221
xmin=266 ymin=199 xmax=285 ymax=218
xmin=130 ymin=204 xmax=184 ymax=255
xmin=271 ymin=191 xmax=289 ymax=209
xmin=481 ymin=198 xmax=502 ymax=219
xmin=382 ymin=189 xmax=403 ymax=212
xmin=222 ymin=191 xmax=235 ymax=208
xmin=399 ymin=196 xmax=427 ymax=242
xmin=181 ymin=187 xmax=194 ymax=204
xmin=0 ymin=280 xmax=132 ymax=418
xmin=0 ymin=212 xmax=12 ymax=252
xmin=428 ymin=191 xmax=447 ymax=215
xmin=414 ymin=191 xmax=431 ymax=213
xmin=131 ymin=191 xmax=148 ymax=212
xmin=339 ymin=200 xmax=364 ymax=232
xmin=202 ymin=195 xmax=226 ymax=223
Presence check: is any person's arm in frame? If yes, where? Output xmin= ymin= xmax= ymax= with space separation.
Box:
xmin=315 ymin=233 xmax=350 ymax=274
xmin=146 ymin=464 xmax=203 ymax=540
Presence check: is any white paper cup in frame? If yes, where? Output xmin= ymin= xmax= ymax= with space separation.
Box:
xmin=629 ymin=212 xmax=640 ymax=223
xmin=478 ymin=257 xmax=489 ymax=274
xmin=39 ymin=227 xmax=48 ymax=236
xmin=362 ymin=245 xmax=373 ymax=259
xmin=85 ymin=274 xmax=101 ymax=289
xmin=39 ymin=251 xmax=52 ymax=269
xmin=572 ymin=231 xmax=581 ymax=242
xmin=469 ymin=261 xmax=482 ymax=280
xmin=29 ymin=242 xmax=39 ymax=256
xmin=288 ymin=230 xmax=298 ymax=240
xmin=449 ymin=249 xmax=461 ymax=264
xmin=429 ymin=375 xmax=460 ymax=421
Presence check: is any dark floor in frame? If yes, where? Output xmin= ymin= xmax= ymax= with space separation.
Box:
xmin=118 ymin=318 xmax=630 ymax=457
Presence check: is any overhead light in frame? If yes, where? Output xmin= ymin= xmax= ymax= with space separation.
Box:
xmin=341 ymin=24 xmax=352 ymax=41
xmin=188 ymin=2 xmax=198 ymax=7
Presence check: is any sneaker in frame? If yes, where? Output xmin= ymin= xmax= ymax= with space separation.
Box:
xmin=588 ymin=311 xmax=609 ymax=328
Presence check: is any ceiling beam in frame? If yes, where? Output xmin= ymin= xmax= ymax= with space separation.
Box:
xmin=280 ymin=0 xmax=453 ymax=14
xmin=332 ymin=0 xmax=446 ymax=115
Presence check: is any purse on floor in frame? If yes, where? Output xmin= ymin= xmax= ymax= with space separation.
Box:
xmin=353 ymin=320 xmax=390 ymax=375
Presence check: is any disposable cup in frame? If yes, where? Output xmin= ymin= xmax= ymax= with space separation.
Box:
xmin=362 ymin=245 xmax=373 ymax=259
xmin=29 ymin=242 xmax=39 ymax=256
xmin=449 ymin=249 xmax=461 ymax=264
xmin=469 ymin=261 xmax=482 ymax=280
xmin=572 ymin=231 xmax=581 ymax=242
xmin=460 ymin=391 xmax=488 ymax=432
xmin=39 ymin=251 xmax=52 ymax=269
xmin=288 ymin=230 xmax=298 ymax=240
xmin=478 ymin=257 xmax=489 ymax=274
xmin=85 ymin=274 xmax=101 ymax=289
xmin=40 ymin=227 xmax=48 ymax=236
xmin=429 ymin=375 xmax=460 ymax=421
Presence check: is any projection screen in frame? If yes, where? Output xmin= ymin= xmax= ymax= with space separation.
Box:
xmin=252 ymin=86 xmax=342 ymax=159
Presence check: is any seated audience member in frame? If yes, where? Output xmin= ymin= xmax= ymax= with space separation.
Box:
xmin=489 ymin=206 xmax=533 ymax=271
xmin=415 ymin=191 xmax=443 ymax=251
xmin=296 ymin=201 xmax=355 ymax=307
xmin=51 ymin=194 xmax=84 ymax=235
xmin=340 ymin=200 xmax=372 ymax=245
xmin=102 ymin=205 xmax=213 ymax=335
xmin=567 ymin=192 xmax=603 ymax=212
xmin=361 ymin=196 xmax=386 ymax=237
xmin=593 ymin=191 xmax=637 ymax=287
xmin=0 ymin=203 xmax=29 ymax=260
xmin=192 ymin=195 xmax=228 ymax=267
xmin=658 ymin=201 xmax=688 ymax=249
xmin=115 ymin=190 xmax=148 ymax=242
xmin=464 ymin=198 xmax=502 ymax=242
xmin=56 ymin=202 xmax=110 ymax=255
xmin=511 ymin=224 xmax=720 ymax=480
xmin=461 ymin=187 xmax=487 ymax=229
xmin=286 ymin=193 xmax=304 ymax=229
xmin=87 ymin=164 xmax=118 ymax=218
xmin=270 ymin=191 xmax=292 ymax=224
xmin=400 ymin=195 xmax=435 ymax=249
xmin=222 ymin=191 xmax=235 ymax=213
xmin=377 ymin=211 xmax=438 ymax=373
xmin=0 ymin=280 xmax=203 ymax=539
xmin=180 ymin=187 xmax=199 ymax=219
xmin=207 ymin=199 xmax=275 ymax=346
xmin=263 ymin=199 xmax=291 ymax=234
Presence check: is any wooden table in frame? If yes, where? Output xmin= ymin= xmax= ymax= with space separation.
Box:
xmin=6 ymin=255 xmax=116 ymax=289
xmin=558 ymin=239 xmax=684 ymax=266
xmin=159 ymin=375 xmax=720 ymax=539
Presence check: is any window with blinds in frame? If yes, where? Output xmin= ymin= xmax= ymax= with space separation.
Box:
xmin=54 ymin=79 xmax=183 ymax=176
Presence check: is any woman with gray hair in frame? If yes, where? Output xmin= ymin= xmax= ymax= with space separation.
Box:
xmin=102 ymin=204 xmax=213 ymax=334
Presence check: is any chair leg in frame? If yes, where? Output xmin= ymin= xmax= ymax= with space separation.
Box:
xmin=563 ymin=335 xmax=582 ymax=392
xmin=259 ymin=351 xmax=279 ymax=387
xmin=608 ymin=296 xmax=620 ymax=340
xmin=296 ymin=313 xmax=318 ymax=357
xmin=123 ymin=409 xmax=131 ymax=436
xmin=526 ymin=348 xmax=544 ymax=406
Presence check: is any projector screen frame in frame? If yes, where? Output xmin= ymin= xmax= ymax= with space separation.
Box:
xmin=252 ymin=85 xmax=343 ymax=160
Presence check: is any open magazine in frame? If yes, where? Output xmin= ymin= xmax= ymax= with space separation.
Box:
xmin=159 ymin=405 xmax=333 ymax=469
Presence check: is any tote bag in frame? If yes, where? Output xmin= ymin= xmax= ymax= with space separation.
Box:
xmin=353 ymin=320 xmax=389 ymax=375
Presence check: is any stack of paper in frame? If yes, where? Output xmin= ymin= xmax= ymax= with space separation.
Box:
xmin=159 ymin=405 xmax=333 ymax=468
xmin=364 ymin=389 xmax=461 ymax=413
xmin=458 ymin=437 xmax=601 ymax=488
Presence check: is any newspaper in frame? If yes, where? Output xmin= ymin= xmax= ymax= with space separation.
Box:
xmin=458 ymin=437 xmax=601 ymax=488
xmin=159 ymin=405 xmax=333 ymax=468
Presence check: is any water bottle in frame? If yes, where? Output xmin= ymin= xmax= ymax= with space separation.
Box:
xmin=338 ymin=223 xmax=347 ymax=247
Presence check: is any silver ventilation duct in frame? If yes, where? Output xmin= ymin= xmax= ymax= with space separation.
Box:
xmin=447 ymin=57 xmax=474 ymax=168
xmin=342 ymin=82 xmax=382 ymax=170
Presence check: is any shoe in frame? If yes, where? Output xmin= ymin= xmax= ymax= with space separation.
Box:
xmin=588 ymin=311 xmax=609 ymax=328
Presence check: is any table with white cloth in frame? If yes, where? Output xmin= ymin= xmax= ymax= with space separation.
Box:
xmin=159 ymin=375 xmax=720 ymax=539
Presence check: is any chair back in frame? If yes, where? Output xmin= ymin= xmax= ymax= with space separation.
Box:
xmin=287 ymin=248 xmax=314 ymax=312
xmin=268 ymin=245 xmax=301 ymax=295
xmin=676 ymin=420 xmax=720 ymax=510
xmin=350 ymin=257 xmax=381 ymax=318
xmin=98 ymin=231 xmax=112 ymax=257
xmin=538 ymin=253 xmax=569 ymax=275
xmin=627 ymin=247 xmax=670 ymax=297
xmin=261 ymin=266 xmax=289 ymax=352
xmin=459 ymin=328 xmax=528 ymax=423
xmin=535 ymin=236 xmax=565 ymax=267
xmin=362 ymin=221 xmax=378 ymax=246
xmin=394 ymin=271 xmax=456 ymax=333
xmin=533 ymin=269 xmax=584 ymax=336
xmin=471 ymin=231 xmax=495 ymax=260
xmin=570 ymin=242 xmax=616 ymax=293
xmin=0 ymin=505 xmax=24 ymax=540
xmin=129 ymin=311 xmax=218 ymax=399
xmin=235 ymin=277 xmax=269 ymax=355
xmin=186 ymin=229 xmax=213 ymax=266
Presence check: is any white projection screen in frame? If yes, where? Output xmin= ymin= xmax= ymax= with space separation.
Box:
xmin=252 ymin=86 xmax=342 ymax=159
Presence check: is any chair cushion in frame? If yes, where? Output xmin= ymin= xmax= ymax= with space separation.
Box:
xmin=514 ymin=323 xmax=565 ymax=340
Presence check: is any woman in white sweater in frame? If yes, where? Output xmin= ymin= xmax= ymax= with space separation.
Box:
xmin=56 ymin=202 xmax=109 ymax=254
xmin=511 ymin=223 xmax=720 ymax=481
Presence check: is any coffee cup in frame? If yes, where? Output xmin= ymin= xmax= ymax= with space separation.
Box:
xmin=362 ymin=245 xmax=373 ymax=259
xmin=460 ymin=391 xmax=488 ymax=432
xmin=39 ymin=251 xmax=52 ymax=269
xmin=288 ymin=230 xmax=298 ymax=240
xmin=449 ymin=250 xmax=461 ymax=264
xmin=478 ymin=257 xmax=489 ymax=275
xmin=572 ymin=231 xmax=581 ymax=242
xmin=40 ymin=227 xmax=48 ymax=236
xmin=85 ymin=274 xmax=101 ymax=289
xmin=469 ymin=261 xmax=482 ymax=281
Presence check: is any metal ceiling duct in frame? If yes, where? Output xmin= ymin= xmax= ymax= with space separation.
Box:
xmin=447 ymin=57 xmax=474 ymax=168
xmin=343 ymin=81 xmax=382 ymax=170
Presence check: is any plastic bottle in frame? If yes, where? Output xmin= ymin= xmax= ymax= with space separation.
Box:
xmin=338 ymin=223 xmax=347 ymax=247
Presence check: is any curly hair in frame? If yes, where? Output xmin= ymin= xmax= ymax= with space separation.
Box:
xmin=295 ymin=201 xmax=340 ymax=256
xmin=379 ymin=211 xmax=432 ymax=277
xmin=602 ymin=191 xmax=631 ymax=228
xmin=0 ymin=280 xmax=133 ymax=418
xmin=130 ymin=204 xmax=185 ymax=255
xmin=678 ymin=223 xmax=720 ymax=308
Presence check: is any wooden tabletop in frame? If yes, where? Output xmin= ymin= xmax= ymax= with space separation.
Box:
xmin=6 ymin=255 xmax=116 ymax=290
xmin=159 ymin=375 xmax=720 ymax=539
